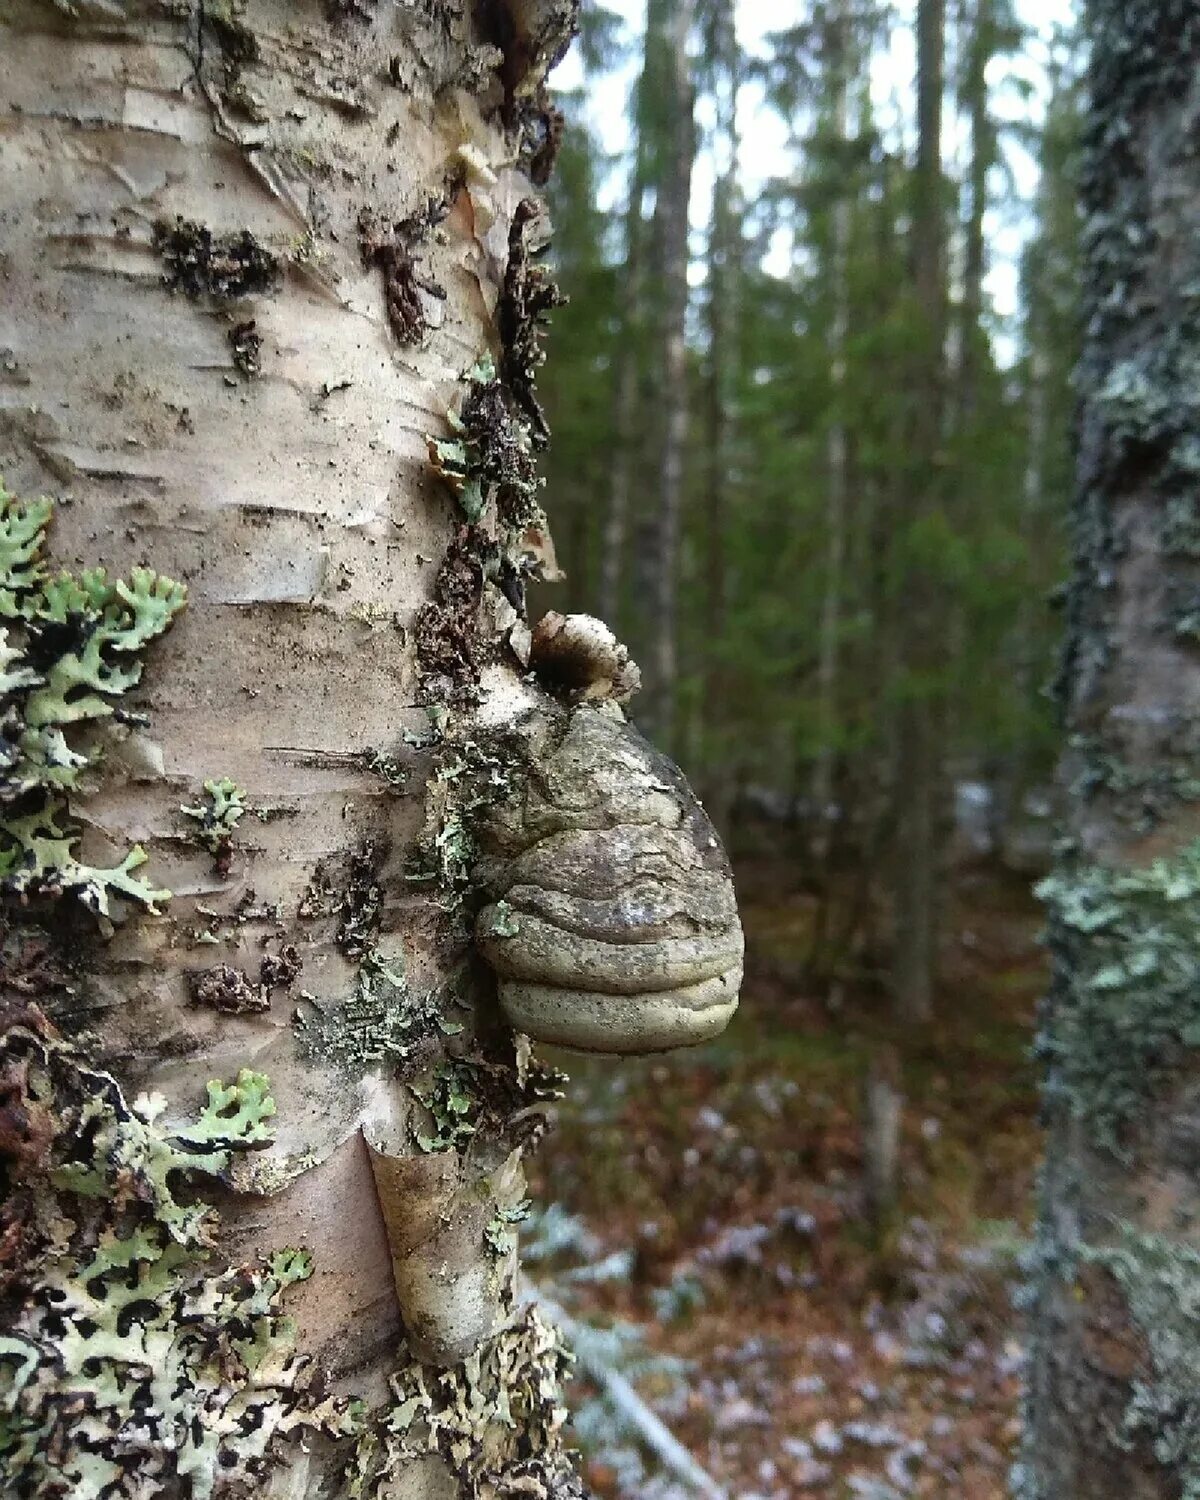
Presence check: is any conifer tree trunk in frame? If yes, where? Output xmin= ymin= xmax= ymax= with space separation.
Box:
xmin=0 ymin=2 xmax=593 ymax=1495
xmin=598 ymin=163 xmax=646 ymax=631
xmin=812 ymin=0 xmax=853 ymax=862
xmin=644 ymin=0 xmax=695 ymax=750
xmin=1020 ymin=7 xmax=1200 ymax=1497
xmin=700 ymin=0 xmax=738 ymax=816
xmin=891 ymin=0 xmax=945 ymax=1025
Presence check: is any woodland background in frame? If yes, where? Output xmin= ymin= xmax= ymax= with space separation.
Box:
xmin=524 ymin=1 xmax=1083 ymax=1495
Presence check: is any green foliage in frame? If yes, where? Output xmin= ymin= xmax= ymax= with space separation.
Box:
xmin=0 ymin=482 xmax=185 ymax=916
xmin=538 ymin=6 xmax=1076 ymax=821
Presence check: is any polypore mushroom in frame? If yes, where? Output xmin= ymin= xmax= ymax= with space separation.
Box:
xmin=474 ymin=625 xmax=743 ymax=1053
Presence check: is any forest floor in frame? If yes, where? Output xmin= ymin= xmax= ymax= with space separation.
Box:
xmin=526 ymin=856 xmax=1046 ymax=1500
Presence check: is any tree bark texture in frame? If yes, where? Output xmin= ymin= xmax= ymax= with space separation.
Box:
xmin=1020 ymin=6 xmax=1200 ymax=1498
xmin=0 ymin=2 xmax=592 ymax=1496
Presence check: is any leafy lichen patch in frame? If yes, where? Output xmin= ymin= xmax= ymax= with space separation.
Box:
xmin=181 ymin=776 xmax=248 ymax=877
xmin=294 ymin=947 xmax=451 ymax=1075
xmin=1038 ymin=840 xmax=1200 ymax=1150
xmin=0 ymin=484 xmax=185 ymax=917
xmin=1081 ymin=1226 xmax=1200 ymax=1498
xmin=344 ymin=1306 xmax=585 ymax=1499
xmin=0 ymin=1008 xmax=355 ymax=1497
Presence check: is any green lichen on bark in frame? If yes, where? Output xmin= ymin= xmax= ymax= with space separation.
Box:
xmin=344 ymin=1306 xmax=585 ymax=1499
xmin=412 ymin=1059 xmax=482 ymax=1154
xmin=1068 ymin=733 xmax=1200 ymax=833
xmin=0 ymin=484 xmax=185 ymax=917
xmin=426 ymin=355 xmax=540 ymax=531
xmin=294 ymin=946 xmax=461 ymax=1074
xmin=1038 ymin=841 xmax=1200 ymax=1150
xmin=0 ymin=1009 xmax=356 ymax=1498
xmin=181 ymin=777 xmax=248 ymax=853
xmin=1082 ymin=1226 xmax=1200 ymax=1499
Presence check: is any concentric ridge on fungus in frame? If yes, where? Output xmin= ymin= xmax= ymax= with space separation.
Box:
xmin=474 ymin=695 xmax=743 ymax=1053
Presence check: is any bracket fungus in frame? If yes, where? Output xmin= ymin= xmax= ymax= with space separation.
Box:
xmin=474 ymin=615 xmax=743 ymax=1054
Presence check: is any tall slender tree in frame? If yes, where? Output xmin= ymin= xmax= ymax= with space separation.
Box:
xmin=645 ymin=0 xmax=697 ymax=750
xmin=812 ymin=0 xmax=857 ymax=859
xmin=890 ymin=0 xmax=947 ymax=1025
xmin=1020 ymin=6 xmax=1200 ymax=1497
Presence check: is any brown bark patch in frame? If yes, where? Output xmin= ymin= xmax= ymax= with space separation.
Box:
xmin=189 ymin=964 xmax=268 ymax=1015
xmin=357 ymin=209 xmax=446 ymax=347
xmin=414 ymin=526 xmax=487 ymax=702
xmin=499 ymin=198 xmax=566 ymax=448
xmin=154 ymin=218 xmax=281 ymax=300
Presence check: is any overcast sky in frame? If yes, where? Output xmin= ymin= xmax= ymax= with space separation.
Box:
xmin=554 ymin=0 xmax=1079 ymax=332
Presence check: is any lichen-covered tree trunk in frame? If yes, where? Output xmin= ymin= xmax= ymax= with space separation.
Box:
xmin=0 ymin=1 xmax=601 ymax=1495
xmin=1019 ymin=7 xmax=1200 ymax=1498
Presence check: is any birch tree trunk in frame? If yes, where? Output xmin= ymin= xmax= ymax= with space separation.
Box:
xmin=1019 ymin=7 xmax=1200 ymax=1497
xmin=0 ymin=2 xmax=592 ymax=1496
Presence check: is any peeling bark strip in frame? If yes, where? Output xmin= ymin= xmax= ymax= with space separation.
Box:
xmin=1021 ymin=7 xmax=1200 ymax=1499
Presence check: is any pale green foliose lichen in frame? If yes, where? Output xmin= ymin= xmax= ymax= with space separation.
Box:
xmin=413 ymin=1060 xmax=482 ymax=1154
xmin=0 ymin=483 xmax=186 ymax=916
xmin=344 ymin=1307 xmax=585 ymax=1499
xmin=180 ymin=777 xmax=248 ymax=855
xmin=485 ymin=1199 xmax=531 ymax=1259
xmin=0 ymin=1011 xmax=356 ymax=1498
xmin=1037 ymin=839 xmax=1200 ymax=1150
xmin=295 ymin=946 xmax=461 ymax=1074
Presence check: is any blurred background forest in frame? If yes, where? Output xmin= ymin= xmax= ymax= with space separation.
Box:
xmin=523 ymin=1 xmax=1086 ymax=1496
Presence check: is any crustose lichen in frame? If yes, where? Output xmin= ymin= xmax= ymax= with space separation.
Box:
xmin=0 ymin=483 xmax=186 ymax=917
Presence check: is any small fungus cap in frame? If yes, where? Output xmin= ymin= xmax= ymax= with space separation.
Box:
xmin=528 ymin=611 xmax=642 ymax=703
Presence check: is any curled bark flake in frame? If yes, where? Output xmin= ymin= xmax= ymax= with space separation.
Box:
xmin=529 ymin=611 xmax=641 ymax=703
